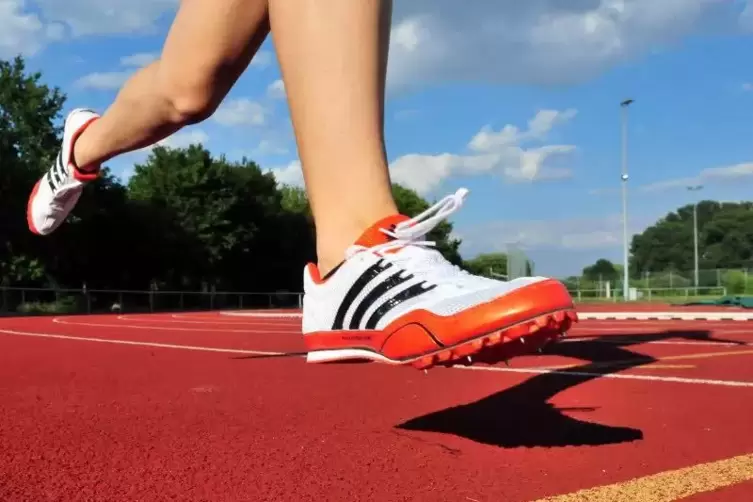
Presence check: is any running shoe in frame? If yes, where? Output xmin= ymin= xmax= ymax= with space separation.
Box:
xmin=302 ymin=188 xmax=578 ymax=370
xmin=27 ymin=108 xmax=101 ymax=235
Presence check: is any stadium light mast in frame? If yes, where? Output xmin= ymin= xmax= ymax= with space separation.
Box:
xmin=620 ymin=98 xmax=634 ymax=301
xmin=687 ymin=184 xmax=703 ymax=288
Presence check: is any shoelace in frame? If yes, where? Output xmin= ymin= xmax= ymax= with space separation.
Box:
xmin=346 ymin=188 xmax=473 ymax=285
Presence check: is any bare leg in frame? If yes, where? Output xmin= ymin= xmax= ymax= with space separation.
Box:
xmin=73 ymin=0 xmax=270 ymax=170
xmin=269 ymin=0 xmax=397 ymax=274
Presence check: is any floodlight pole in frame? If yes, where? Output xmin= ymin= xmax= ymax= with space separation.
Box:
xmin=687 ymin=185 xmax=703 ymax=288
xmin=620 ymin=98 xmax=634 ymax=301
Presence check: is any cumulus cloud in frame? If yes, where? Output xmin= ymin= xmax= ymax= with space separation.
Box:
xmin=387 ymin=0 xmax=732 ymax=89
xmin=212 ymin=98 xmax=266 ymax=127
xmin=639 ymin=162 xmax=753 ymax=193
xmin=34 ymin=0 xmax=178 ymax=36
xmin=74 ymin=50 xmax=157 ymax=90
xmin=120 ymin=52 xmax=157 ymax=67
xmin=249 ymin=50 xmax=273 ymax=69
xmin=266 ymin=160 xmax=304 ymax=187
xmin=7 ymin=0 xmax=753 ymax=88
xmin=457 ymin=212 xmax=653 ymax=253
xmin=0 ymin=0 xmax=63 ymax=58
xmin=389 ymin=108 xmax=577 ymax=194
xmin=266 ymin=79 xmax=286 ymax=100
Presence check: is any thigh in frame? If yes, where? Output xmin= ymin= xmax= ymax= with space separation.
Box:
xmin=157 ymin=0 xmax=270 ymax=101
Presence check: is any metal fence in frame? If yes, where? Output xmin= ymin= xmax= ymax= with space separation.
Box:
xmin=564 ymin=267 xmax=753 ymax=300
xmin=0 ymin=287 xmax=303 ymax=316
xmin=3 ymin=267 xmax=751 ymax=315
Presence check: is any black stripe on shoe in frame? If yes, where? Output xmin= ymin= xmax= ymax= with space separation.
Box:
xmin=47 ymin=151 xmax=65 ymax=191
xmin=364 ymin=282 xmax=437 ymax=330
xmin=331 ymin=259 xmax=392 ymax=330
xmin=348 ymin=270 xmax=414 ymax=329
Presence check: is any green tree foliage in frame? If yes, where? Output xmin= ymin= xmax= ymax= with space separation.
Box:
xmin=582 ymin=258 xmax=619 ymax=281
xmin=630 ymin=200 xmax=753 ymax=273
xmin=0 ymin=56 xmax=65 ymax=285
xmin=0 ymin=56 xmax=467 ymax=291
xmin=463 ymin=253 xmax=507 ymax=277
xmin=391 ymin=184 xmax=463 ymax=265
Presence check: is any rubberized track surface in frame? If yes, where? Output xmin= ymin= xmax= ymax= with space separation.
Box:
xmin=2 ymin=307 xmax=753 ymax=501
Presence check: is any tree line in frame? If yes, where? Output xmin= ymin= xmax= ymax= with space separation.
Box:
xmin=1 ymin=56 xmax=516 ymax=293
xmin=569 ymin=200 xmax=753 ymax=294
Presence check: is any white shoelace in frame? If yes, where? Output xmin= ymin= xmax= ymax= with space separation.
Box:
xmin=346 ymin=188 xmax=473 ymax=286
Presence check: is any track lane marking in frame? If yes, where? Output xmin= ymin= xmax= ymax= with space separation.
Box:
xmin=0 ymin=329 xmax=285 ymax=356
xmin=51 ymin=317 xmax=300 ymax=334
xmin=3 ymin=328 xmax=753 ymax=388
xmin=532 ymin=453 xmax=753 ymax=502
xmin=452 ymin=365 xmax=753 ymax=387
xmin=533 ymin=349 xmax=753 ymax=370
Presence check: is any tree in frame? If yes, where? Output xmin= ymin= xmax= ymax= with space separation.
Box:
xmin=270 ymin=182 xmax=465 ymax=265
xmin=0 ymin=56 xmax=66 ymax=286
xmin=582 ymin=258 xmax=619 ymax=281
xmin=464 ymin=252 xmax=507 ymax=277
xmin=392 ymin=184 xmax=463 ymax=265
xmin=630 ymin=200 xmax=753 ymax=274
xmin=127 ymin=145 xmax=296 ymax=290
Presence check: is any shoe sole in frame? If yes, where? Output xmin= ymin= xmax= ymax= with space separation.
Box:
xmin=305 ymin=308 xmax=578 ymax=370
xmin=26 ymin=179 xmax=43 ymax=235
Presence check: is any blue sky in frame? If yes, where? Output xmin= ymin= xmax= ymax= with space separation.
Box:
xmin=3 ymin=0 xmax=753 ymax=277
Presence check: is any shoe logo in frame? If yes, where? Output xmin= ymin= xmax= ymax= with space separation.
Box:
xmin=332 ymin=258 xmax=436 ymax=331
xmin=46 ymin=151 xmax=67 ymax=192
xmin=340 ymin=335 xmax=372 ymax=341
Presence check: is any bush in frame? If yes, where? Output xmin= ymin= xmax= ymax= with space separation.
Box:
xmin=17 ymin=296 xmax=79 ymax=314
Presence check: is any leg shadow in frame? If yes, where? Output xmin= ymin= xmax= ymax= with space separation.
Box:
xmin=398 ymin=329 xmax=722 ymax=449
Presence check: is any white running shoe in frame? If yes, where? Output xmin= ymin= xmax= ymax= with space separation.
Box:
xmin=27 ymin=108 xmax=100 ymax=235
xmin=301 ymin=188 xmax=577 ymax=370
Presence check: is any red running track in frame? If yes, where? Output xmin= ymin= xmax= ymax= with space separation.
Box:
xmin=1 ymin=312 xmax=753 ymax=501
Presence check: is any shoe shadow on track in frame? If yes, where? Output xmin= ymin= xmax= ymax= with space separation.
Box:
xmin=397 ymin=329 xmax=744 ymax=449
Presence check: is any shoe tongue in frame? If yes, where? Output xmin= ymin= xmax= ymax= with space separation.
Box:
xmin=354 ymin=214 xmax=411 ymax=247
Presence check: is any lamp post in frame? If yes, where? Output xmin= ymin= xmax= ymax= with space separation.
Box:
xmin=620 ymin=98 xmax=634 ymax=301
xmin=687 ymin=184 xmax=703 ymax=288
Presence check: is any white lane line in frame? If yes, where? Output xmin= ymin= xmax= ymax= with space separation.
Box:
xmin=561 ymin=338 xmax=751 ymax=347
xmin=52 ymin=318 xmax=300 ymax=334
xmin=452 ymin=365 xmax=753 ymax=388
xmin=572 ymin=326 xmax=753 ymax=333
xmin=115 ymin=315 xmax=299 ymax=327
xmin=0 ymin=329 xmax=286 ymax=356
xmin=2 ymin=328 xmax=753 ymax=388
xmin=220 ymin=310 xmax=753 ymax=321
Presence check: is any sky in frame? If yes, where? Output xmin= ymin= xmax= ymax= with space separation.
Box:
xmin=3 ymin=0 xmax=753 ymax=277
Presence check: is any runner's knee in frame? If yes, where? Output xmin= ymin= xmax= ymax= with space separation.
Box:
xmin=156 ymin=66 xmax=224 ymax=125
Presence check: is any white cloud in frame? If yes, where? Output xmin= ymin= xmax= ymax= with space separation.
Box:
xmin=0 ymin=0 xmax=61 ymax=58
xmin=74 ymin=70 xmax=132 ymax=90
xmin=74 ymin=51 xmax=156 ymax=90
xmin=252 ymin=139 xmax=289 ymax=157
xmin=134 ymin=128 xmax=208 ymax=154
xmin=266 ymin=79 xmax=286 ymax=99
xmin=155 ymin=129 xmax=209 ymax=149
xmin=389 ymin=108 xmax=577 ymax=194
xmin=639 ymin=162 xmax=753 ymax=192
xmin=6 ymin=0 xmax=753 ymax=85
xmin=742 ymin=82 xmax=753 ymax=92
xmin=266 ymin=159 xmax=304 ymax=187
xmin=212 ymin=98 xmax=266 ymax=127
xmin=120 ymin=52 xmax=157 ymax=67
xmin=250 ymin=50 xmax=273 ymax=68
xmin=458 ymin=212 xmax=653 ymax=253
xmin=34 ymin=0 xmax=178 ymax=36
xmin=387 ymin=0 xmax=738 ymax=89
xmin=741 ymin=0 xmax=753 ymax=30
